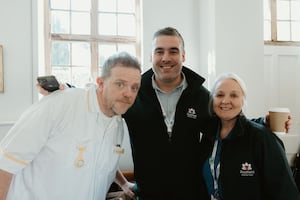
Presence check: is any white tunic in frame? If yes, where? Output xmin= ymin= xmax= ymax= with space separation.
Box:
xmin=0 ymin=86 xmax=127 ymax=200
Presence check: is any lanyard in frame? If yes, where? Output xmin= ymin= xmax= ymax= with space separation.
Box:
xmin=154 ymin=88 xmax=184 ymax=139
xmin=209 ymin=139 xmax=221 ymax=199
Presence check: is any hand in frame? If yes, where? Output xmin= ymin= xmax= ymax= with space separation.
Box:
xmin=119 ymin=181 xmax=136 ymax=200
xmin=265 ymin=114 xmax=292 ymax=133
xmin=36 ymin=83 xmax=65 ymax=96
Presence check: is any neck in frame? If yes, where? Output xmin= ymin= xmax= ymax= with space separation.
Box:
xmin=96 ymin=88 xmax=114 ymax=117
xmin=220 ymin=118 xmax=237 ymax=139
xmin=155 ymin=75 xmax=182 ymax=93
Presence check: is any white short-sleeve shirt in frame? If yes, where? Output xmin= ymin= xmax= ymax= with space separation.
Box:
xmin=0 ymin=86 xmax=127 ymax=200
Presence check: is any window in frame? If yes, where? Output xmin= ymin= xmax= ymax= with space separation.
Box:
xmin=44 ymin=0 xmax=142 ymax=87
xmin=264 ymin=0 xmax=300 ymax=44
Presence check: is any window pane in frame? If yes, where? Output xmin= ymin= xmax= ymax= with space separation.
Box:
xmin=52 ymin=66 xmax=71 ymax=84
xmin=99 ymin=0 xmax=117 ymax=12
xmin=47 ymin=0 xmax=140 ymax=89
xmin=98 ymin=44 xmax=117 ymax=67
xmin=71 ymin=67 xmax=91 ymax=88
xmin=71 ymin=12 xmax=90 ymax=34
xmin=71 ymin=0 xmax=91 ymax=11
xmin=118 ymin=44 xmax=136 ymax=56
xmin=98 ymin=13 xmax=117 ymax=35
xmin=118 ymin=0 xmax=135 ymax=13
xmin=277 ymin=0 xmax=290 ymax=20
xmin=51 ymin=11 xmax=70 ymax=34
xmin=291 ymin=1 xmax=300 ymax=20
xmin=264 ymin=21 xmax=271 ymax=41
xmin=51 ymin=42 xmax=70 ymax=65
xmin=52 ymin=66 xmax=90 ymax=88
xmin=291 ymin=21 xmax=300 ymax=41
xmin=50 ymin=0 xmax=70 ymax=9
xmin=263 ymin=0 xmax=271 ymax=20
xmin=71 ymin=42 xmax=91 ymax=66
xmin=118 ymin=14 xmax=136 ymax=36
xmin=277 ymin=21 xmax=291 ymax=41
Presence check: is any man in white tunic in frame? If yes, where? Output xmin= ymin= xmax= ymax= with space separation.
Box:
xmin=0 ymin=52 xmax=141 ymax=200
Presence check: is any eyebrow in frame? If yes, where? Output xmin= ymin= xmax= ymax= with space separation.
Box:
xmin=154 ymin=47 xmax=180 ymax=51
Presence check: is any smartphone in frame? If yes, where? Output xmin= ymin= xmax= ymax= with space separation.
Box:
xmin=37 ymin=75 xmax=60 ymax=92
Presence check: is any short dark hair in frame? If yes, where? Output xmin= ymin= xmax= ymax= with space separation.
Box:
xmin=152 ymin=27 xmax=185 ymax=51
xmin=101 ymin=52 xmax=141 ymax=79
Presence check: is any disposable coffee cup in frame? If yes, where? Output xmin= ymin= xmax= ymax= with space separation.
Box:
xmin=269 ymin=107 xmax=290 ymax=134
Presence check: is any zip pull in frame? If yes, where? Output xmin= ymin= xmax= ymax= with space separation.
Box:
xmin=168 ymin=131 xmax=172 ymax=143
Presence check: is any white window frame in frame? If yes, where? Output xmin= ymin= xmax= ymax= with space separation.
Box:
xmin=264 ymin=0 xmax=300 ymax=46
xmin=44 ymin=0 xmax=142 ymax=86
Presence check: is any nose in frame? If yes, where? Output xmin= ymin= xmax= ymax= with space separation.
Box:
xmin=122 ymin=85 xmax=134 ymax=98
xmin=162 ymin=52 xmax=171 ymax=62
xmin=222 ymin=97 xmax=228 ymax=103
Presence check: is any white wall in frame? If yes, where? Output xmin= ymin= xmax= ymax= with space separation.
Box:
xmin=0 ymin=0 xmax=37 ymax=138
xmin=0 ymin=0 xmax=299 ymax=168
xmin=0 ymin=0 xmax=35 ymax=122
xmin=142 ymin=0 xmax=201 ymax=74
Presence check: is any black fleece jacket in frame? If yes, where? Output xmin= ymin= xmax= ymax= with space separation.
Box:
xmin=123 ymin=66 xmax=211 ymax=200
xmin=199 ymin=115 xmax=300 ymax=200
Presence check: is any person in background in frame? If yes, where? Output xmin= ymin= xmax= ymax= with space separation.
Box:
xmin=200 ymin=73 xmax=299 ymax=200
xmin=0 ymin=52 xmax=140 ymax=200
xmin=122 ymin=27 xmax=292 ymax=200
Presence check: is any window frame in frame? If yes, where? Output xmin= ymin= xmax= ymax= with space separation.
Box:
xmin=264 ymin=0 xmax=300 ymax=46
xmin=44 ymin=0 xmax=142 ymax=84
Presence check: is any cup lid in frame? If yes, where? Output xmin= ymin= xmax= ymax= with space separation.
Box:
xmin=269 ymin=107 xmax=290 ymax=113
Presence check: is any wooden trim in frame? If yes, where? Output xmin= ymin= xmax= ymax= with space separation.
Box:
xmin=122 ymin=170 xmax=134 ymax=182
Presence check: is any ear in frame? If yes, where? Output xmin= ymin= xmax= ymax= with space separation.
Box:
xmin=182 ymin=51 xmax=186 ymax=62
xmin=96 ymin=77 xmax=104 ymax=91
xmin=149 ymin=52 xmax=153 ymax=63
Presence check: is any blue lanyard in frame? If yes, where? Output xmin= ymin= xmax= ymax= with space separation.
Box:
xmin=210 ymin=140 xmax=220 ymax=190
xmin=209 ymin=138 xmax=221 ymax=199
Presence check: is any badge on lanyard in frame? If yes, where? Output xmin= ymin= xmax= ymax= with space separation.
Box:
xmin=211 ymin=190 xmax=221 ymax=200
xmin=114 ymin=144 xmax=124 ymax=154
xmin=211 ymin=194 xmax=220 ymax=200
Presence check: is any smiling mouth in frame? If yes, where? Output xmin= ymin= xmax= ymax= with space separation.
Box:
xmin=220 ymin=107 xmax=232 ymax=111
xmin=160 ymin=65 xmax=174 ymax=72
xmin=160 ymin=63 xmax=174 ymax=68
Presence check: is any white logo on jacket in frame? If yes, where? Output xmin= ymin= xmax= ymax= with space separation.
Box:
xmin=186 ymin=108 xmax=197 ymax=119
xmin=240 ymin=162 xmax=255 ymax=177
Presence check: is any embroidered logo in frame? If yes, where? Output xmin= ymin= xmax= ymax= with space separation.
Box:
xmin=186 ymin=108 xmax=197 ymax=119
xmin=240 ymin=162 xmax=255 ymax=177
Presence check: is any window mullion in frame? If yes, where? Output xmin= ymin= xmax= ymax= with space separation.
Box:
xmin=44 ymin=0 xmax=51 ymax=74
xmin=135 ymin=0 xmax=142 ymax=59
xmin=270 ymin=0 xmax=277 ymax=41
xmin=91 ymin=0 xmax=98 ymax=81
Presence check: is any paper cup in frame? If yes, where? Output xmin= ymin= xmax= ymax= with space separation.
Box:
xmin=269 ymin=107 xmax=290 ymax=134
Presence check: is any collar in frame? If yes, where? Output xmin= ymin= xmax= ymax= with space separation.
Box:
xmin=209 ymin=114 xmax=248 ymax=140
xmin=87 ymin=84 xmax=101 ymax=114
xmin=151 ymin=72 xmax=188 ymax=93
xmin=141 ymin=66 xmax=206 ymax=91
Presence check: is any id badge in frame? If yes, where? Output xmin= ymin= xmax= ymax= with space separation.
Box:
xmin=114 ymin=144 xmax=124 ymax=154
xmin=210 ymin=193 xmax=220 ymax=200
